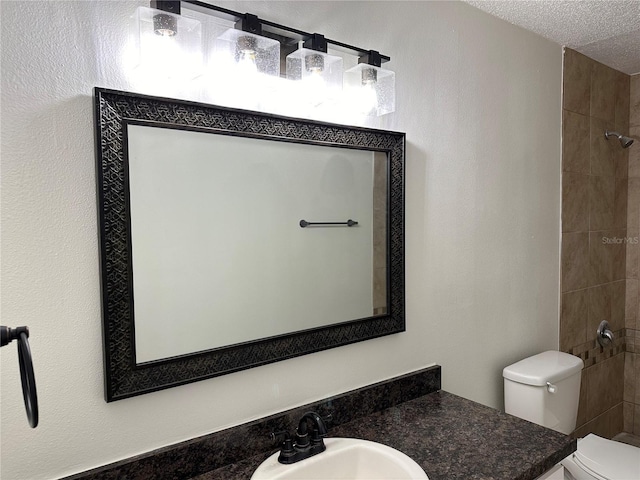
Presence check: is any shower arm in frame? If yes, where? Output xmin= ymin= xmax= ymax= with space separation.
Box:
xmin=604 ymin=130 xmax=634 ymax=148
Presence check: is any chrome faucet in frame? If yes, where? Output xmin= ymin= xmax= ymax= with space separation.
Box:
xmin=274 ymin=412 xmax=328 ymax=464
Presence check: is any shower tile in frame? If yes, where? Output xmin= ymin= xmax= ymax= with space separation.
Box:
xmin=589 ymin=231 xmax=613 ymax=286
xmin=635 ymin=351 xmax=640 ymax=405
xmin=587 ymin=355 xmax=623 ymax=418
xmin=577 ymin=369 xmax=589 ymax=427
xmin=590 ymin=117 xmax=615 ymax=176
xmin=561 ymin=289 xmax=588 ymax=351
xmin=587 ymin=411 xmax=611 ymax=439
xmin=564 ymin=48 xmax=592 ymax=116
xmin=612 ymin=354 xmax=625 ymax=406
xmin=635 ymin=404 xmax=640 ymax=435
xmin=631 ymin=74 xmax=640 ymax=127
xmin=609 ymin=280 xmax=627 ymax=332
xmin=563 ymin=110 xmax=590 ymax=174
xmin=611 ymin=280 xmax=626 ymax=331
xmin=628 ymin=178 xmax=640 ymax=231
xmin=588 ymin=283 xmax=612 ymax=337
xmin=591 ymin=62 xmax=616 ymax=123
xmin=612 ymin=229 xmax=627 ymax=281
xmin=631 ymin=331 xmax=640 ymax=353
xmin=627 ymin=280 xmax=638 ymax=327
xmin=574 ymin=417 xmax=599 ymax=439
xmin=624 ymin=353 xmax=636 ymax=403
xmin=610 ymin=403 xmax=624 ymax=438
xmin=562 ymin=172 xmax=589 ymax=232
xmin=615 ymin=150 xmax=628 ymax=178
xmin=585 ymin=364 xmax=603 ymax=420
xmin=623 ymin=401 xmax=634 ymax=432
xmin=614 ymin=177 xmax=628 ymax=229
xmin=562 ymin=232 xmax=589 ymax=292
xmin=589 ymin=175 xmax=615 ymax=230
xmin=627 ymin=230 xmax=639 ymax=280
xmin=629 ymin=126 xmax=640 ymax=177
xmin=615 ymin=71 xmax=630 ymax=131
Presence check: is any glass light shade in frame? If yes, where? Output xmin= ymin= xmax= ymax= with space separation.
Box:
xmin=214 ymin=29 xmax=280 ymax=77
xmin=344 ymin=63 xmax=395 ymax=116
xmin=130 ymin=6 xmax=203 ymax=80
xmin=286 ymin=48 xmax=343 ymax=106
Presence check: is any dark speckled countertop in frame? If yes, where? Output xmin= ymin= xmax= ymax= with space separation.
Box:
xmin=65 ymin=367 xmax=574 ymax=480
xmin=192 ymin=391 xmax=575 ymax=480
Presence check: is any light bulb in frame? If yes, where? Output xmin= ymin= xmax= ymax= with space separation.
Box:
xmin=141 ymin=32 xmax=181 ymax=76
xmin=305 ymin=54 xmax=325 ymax=74
xmin=129 ymin=6 xmax=203 ymax=83
xmin=303 ymin=69 xmax=327 ymax=106
xmin=237 ymin=49 xmax=258 ymax=74
xmin=235 ymin=36 xmax=259 ymax=75
xmin=153 ymin=13 xmax=177 ymax=36
xmin=344 ymin=62 xmax=394 ymax=116
xmin=357 ymin=81 xmax=379 ymax=115
xmin=355 ymin=67 xmax=379 ymax=115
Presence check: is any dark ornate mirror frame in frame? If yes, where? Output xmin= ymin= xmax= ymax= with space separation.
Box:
xmin=94 ymin=88 xmax=405 ymax=402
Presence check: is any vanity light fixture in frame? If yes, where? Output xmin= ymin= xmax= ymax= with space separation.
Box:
xmin=214 ymin=13 xmax=280 ymax=77
xmin=151 ymin=0 xmax=179 ymax=36
xmin=344 ymin=50 xmax=396 ymax=116
xmin=132 ymin=1 xmax=396 ymax=116
xmin=286 ymin=34 xmax=343 ymax=106
xmin=131 ymin=1 xmax=203 ymax=80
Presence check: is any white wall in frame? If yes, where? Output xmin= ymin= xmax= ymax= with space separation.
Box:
xmin=0 ymin=1 xmax=562 ymax=479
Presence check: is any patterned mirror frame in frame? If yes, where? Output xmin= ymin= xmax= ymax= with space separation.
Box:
xmin=94 ymin=88 xmax=405 ymax=401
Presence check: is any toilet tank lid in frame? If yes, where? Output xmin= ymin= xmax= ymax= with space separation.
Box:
xmin=502 ymin=351 xmax=583 ymax=386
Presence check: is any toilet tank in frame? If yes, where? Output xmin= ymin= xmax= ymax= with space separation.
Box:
xmin=503 ymin=351 xmax=583 ymax=435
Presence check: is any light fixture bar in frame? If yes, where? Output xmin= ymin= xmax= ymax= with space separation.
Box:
xmin=150 ymin=0 xmax=181 ymax=15
xmin=146 ymin=1 xmax=395 ymax=116
xmin=179 ymin=0 xmax=391 ymax=64
xmin=359 ymin=50 xmax=383 ymax=67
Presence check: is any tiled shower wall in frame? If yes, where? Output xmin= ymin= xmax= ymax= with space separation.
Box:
xmin=625 ymin=75 xmax=640 ymax=434
xmin=560 ymin=49 xmax=629 ymax=438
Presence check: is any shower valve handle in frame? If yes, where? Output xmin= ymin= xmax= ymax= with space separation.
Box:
xmin=596 ymin=320 xmax=614 ymax=347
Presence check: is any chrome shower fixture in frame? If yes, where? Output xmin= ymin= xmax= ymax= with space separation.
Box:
xmin=604 ymin=130 xmax=634 ymax=148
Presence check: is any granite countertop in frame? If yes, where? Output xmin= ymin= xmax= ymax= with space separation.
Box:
xmin=192 ymin=391 xmax=576 ymax=480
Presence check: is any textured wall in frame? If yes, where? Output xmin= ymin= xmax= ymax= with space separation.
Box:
xmin=1 ymin=1 xmax=562 ymax=479
xmin=560 ymin=48 xmax=629 ymax=438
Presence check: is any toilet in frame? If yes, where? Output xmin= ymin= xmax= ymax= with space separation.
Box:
xmin=503 ymin=351 xmax=640 ymax=480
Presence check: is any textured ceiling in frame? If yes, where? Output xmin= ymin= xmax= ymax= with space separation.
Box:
xmin=464 ymin=0 xmax=640 ymax=75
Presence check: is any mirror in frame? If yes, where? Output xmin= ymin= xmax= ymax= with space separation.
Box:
xmin=128 ymin=125 xmax=389 ymax=363
xmin=95 ymin=88 xmax=405 ymax=401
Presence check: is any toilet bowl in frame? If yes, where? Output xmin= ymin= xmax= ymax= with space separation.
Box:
xmin=560 ymin=433 xmax=640 ymax=480
xmin=503 ymin=351 xmax=640 ymax=480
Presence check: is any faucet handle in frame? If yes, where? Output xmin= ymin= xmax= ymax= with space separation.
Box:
xmin=270 ymin=430 xmax=291 ymax=445
xmin=597 ymin=320 xmax=614 ymax=347
xmin=311 ymin=428 xmax=325 ymax=446
xmin=276 ymin=436 xmax=297 ymax=464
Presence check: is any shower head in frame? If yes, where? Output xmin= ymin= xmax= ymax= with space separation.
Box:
xmin=604 ymin=130 xmax=634 ymax=149
xmin=621 ymin=136 xmax=634 ymax=148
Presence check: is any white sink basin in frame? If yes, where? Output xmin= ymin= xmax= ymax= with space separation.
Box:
xmin=251 ymin=437 xmax=429 ymax=480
